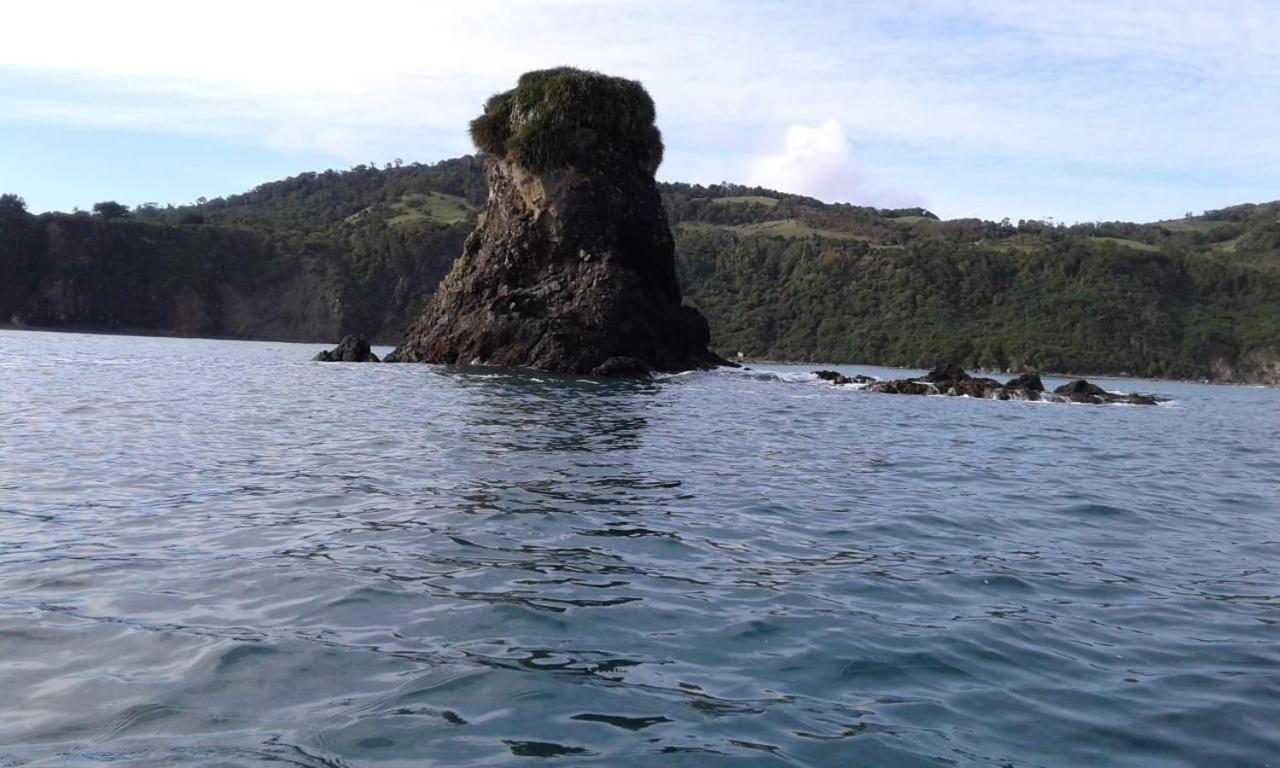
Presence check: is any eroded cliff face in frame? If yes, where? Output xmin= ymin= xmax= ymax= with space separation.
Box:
xmin=5 ymin=224 xmax=348 ymax=343
xmin=390 ymin=158 xmax=716 ymax=372
xmin=388 ymin=68 xmax=721 ymax=375
xmin=0 ymin=214 xmax=462 ymax=344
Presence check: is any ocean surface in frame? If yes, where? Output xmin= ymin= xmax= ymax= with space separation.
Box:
xmin=1 ymin=329 xmax=1278 ymax=768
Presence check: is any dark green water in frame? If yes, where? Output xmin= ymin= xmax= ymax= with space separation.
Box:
xmin=1 ymin=330 xmax=1277 ymax=767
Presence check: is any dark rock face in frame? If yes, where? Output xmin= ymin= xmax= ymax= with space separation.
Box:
xmin=918 ymin=364 xmax=1004 ymax=398
xmin=1053 ymin=379 xmax=1109 ymax=402
xmin=591 ymin=356 xmax=651 ymax=378
xmin=950 ymin=377 xmax=1004 ymax=398
xmin=818 ymin=365 xmax=1163 ymax=405
xmin=1005 ymin=372 xmax=1046 ymax=392
xmin=314 ymin=335 xmax=380 ymax=362
xmin=389 ymin=69 xmax=722 ymax=376
xmin=814 ymin=370 xmax=874 ymax=385
xmin=867 ymin=379 xmax=933 ymax=396
xmin=1053 ymin=379 xmax=1160 ymax=405
xmin=923 ymin=363 xmax=970 ymax=384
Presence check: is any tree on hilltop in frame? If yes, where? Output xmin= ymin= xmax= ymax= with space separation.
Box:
xmin=92 ymin=201 xmax=131 ymax=219
xmin=0 ymin=193 xmax=27 ymax=218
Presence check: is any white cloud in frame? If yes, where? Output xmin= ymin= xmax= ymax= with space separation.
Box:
xmin=748 ymin=121 xmax=862 ymax=201
xmin=2 ymin=0 xmax=1278 ymax=220
xmin=748 ymin=120 xmax=920 ymax=208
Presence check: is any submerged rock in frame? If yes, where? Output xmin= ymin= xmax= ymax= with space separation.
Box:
xmin=389 ymin=68 xmax=723 ymax=377
xmin=314 ymin=335 xmax=380 ymax=363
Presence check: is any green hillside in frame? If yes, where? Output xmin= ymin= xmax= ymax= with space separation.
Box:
xmin=662 ymin=187 xmax=1280 ymax=380
xmin=2 ymin=158 xmax=1277 ymax=383
xmin=1 ymin=159 xmax=483 ymax=342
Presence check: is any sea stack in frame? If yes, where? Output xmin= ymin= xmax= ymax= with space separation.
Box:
xmin=387 ymin=68 xmax=723 ymax=376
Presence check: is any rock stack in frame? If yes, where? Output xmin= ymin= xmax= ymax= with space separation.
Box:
xmin=388 ymin=68 xmax=723 ymax=377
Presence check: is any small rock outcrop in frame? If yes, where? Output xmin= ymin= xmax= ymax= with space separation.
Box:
xmin=869 ymin=378 xmax=933 ymax=396
xmin=387 ymin=68 xmax=724 ymax=376
xmin=314 ymin=335 xmax=380 ymax=362
xmin=1005 ymin=372 xmax=1046 ymax=392
xmin=814 ymin=370 xmax=873 ymax=385
xmin=1053 ymin=379 xmax=1109 ymax=402
xmin=817 ymin=364 xmax=1164 ymax=405
xmin=1053 ymin=379 xmax=1160 ymax=405
xmin=591 ymin=356 xmax=652 ymax=379
xmin=920 ymin=364 xmax=1004 ymax=398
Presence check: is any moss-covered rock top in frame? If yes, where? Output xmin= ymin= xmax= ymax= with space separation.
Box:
xmin=469 ymin=68 xmax=664 ymax=176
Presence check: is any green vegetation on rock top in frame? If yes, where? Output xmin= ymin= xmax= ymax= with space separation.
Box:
xmin=469 ymin=67 xmax=664 ymax=176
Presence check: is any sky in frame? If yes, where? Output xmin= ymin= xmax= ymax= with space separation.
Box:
xmin=1 ymin=0 xmax=1278 ymax=223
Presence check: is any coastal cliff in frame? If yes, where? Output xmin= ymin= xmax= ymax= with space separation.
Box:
xmin=0 ymin=163 xmax=477 ymax=343
xmin=2 ymin=159 xmax=1278 ymax=383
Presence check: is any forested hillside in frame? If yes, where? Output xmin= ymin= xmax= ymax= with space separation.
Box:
xmin=0 ymin=159 xmax=482 ymax=342
xmin=2 ymin=157 xmax=1278 ymax=382
xmin=665 ymin=188 xmax=1280 ymax=382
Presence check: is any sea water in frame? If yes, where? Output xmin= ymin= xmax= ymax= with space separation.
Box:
xmin=1 ymin=330 xmax=1277 ymax=767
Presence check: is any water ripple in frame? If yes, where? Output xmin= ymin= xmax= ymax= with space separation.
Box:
xmin=2 ymin=330 xmax=1279 ymax=766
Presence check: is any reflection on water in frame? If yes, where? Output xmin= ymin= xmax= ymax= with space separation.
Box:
xmin=1 ymin=330 xmax=1278 ymax=767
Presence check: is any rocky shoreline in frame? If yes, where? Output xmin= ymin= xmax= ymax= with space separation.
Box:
xmin=307 ymin=339 xmax=1167 ymax=404
xmin=814 ymin=363 xmax=1166 ymax=405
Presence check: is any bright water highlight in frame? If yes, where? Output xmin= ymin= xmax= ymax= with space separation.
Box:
xmin=1 ymin=330 xmax=1278 ymax=766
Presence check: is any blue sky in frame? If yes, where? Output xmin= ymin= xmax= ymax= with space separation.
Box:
xmin=2 ymin=0 xmax=1277 ymax=222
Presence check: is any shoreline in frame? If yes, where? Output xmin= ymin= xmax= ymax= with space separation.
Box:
xmin=730 ymin=357 xmax=1276 ymax=388
xmin=1 ymin=324 xmax=1272 ymax=387
xmin=0 ymin=322 xmax=400 ymax=348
